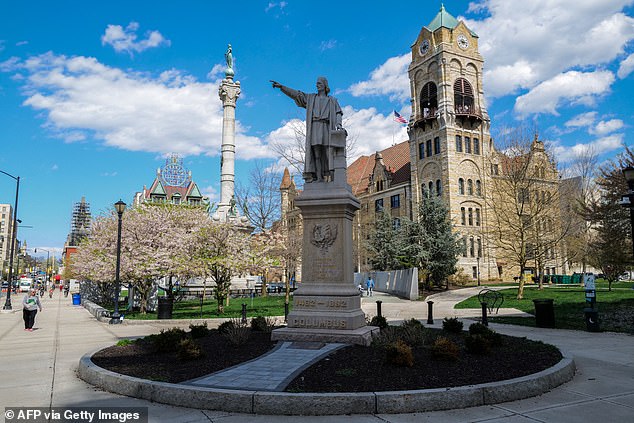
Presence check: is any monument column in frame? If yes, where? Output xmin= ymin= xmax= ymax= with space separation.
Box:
xmin=216 ymin=44 xmax=240 ymax=221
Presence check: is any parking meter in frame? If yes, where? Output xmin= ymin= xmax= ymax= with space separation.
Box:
xmin=584 ymin=273 xmax=596 ymax=307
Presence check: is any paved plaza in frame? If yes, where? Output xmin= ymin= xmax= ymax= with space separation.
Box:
xmin=0 ymin=287 xmax=633 ymax=422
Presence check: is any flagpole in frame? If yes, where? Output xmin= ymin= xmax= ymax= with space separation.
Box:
xmin=392 ymin=115 xmax=395 ymax=146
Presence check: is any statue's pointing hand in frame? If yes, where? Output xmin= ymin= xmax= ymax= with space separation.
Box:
xmin=270 ymin=80 xmax=282 ymax=89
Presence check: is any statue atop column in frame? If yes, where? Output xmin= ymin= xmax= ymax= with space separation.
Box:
xmin=224 ymin=44 xmax=234 ymax=79
xmin=271 ymin=77 xmax=347 ymax=183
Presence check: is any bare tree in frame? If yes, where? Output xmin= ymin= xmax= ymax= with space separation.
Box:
xmin=559 ymin=148 xmax=599 ymax=277
xmin=486 ymin=127 xmax=570 ymax=299
xmin=235 ymin=161 xmax=282 ymax=232
xmin=269 ymin=114 xmax=358 ymax=178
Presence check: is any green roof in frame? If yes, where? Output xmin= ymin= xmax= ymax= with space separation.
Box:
xmin=426 ymin=4 xmax=478 ymax=37
xmin=427 ymin=4 xmax=459 ymax=31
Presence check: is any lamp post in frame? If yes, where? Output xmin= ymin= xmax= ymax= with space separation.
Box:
xmin=110 ymin=200 xmax=126 ymax=324
xmin=621 ymin=167 xmax=634 ymax=266
xmin=1 ymin=170 xmax=19 ymax=310
xmin=34 ymin=248 xmax=50 ymax=286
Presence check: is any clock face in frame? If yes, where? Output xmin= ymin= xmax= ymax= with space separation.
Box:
xmin=162 ymin=163 xmax=188 ymax=187
xmin=457 ymin=34 xmax=469 ymax=50
xmin=420 ymin=39 xmax=430 ymax=55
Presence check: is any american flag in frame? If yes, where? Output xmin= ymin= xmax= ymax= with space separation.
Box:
xmin=393 ymin=110 xmax=408 ymax=124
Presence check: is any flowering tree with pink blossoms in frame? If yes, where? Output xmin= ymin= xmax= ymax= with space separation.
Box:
xmin=73 ymin=204 xmax=210 ymax=313
xmin=191 ymin=221 xmax=251 ymax=314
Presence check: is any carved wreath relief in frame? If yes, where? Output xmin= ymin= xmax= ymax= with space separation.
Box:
xmin=310 ymin=224 xmax=338 ymax=253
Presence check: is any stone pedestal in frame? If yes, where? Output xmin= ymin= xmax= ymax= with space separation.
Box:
xmin=272 ymin=182 xmax=378 ymax=346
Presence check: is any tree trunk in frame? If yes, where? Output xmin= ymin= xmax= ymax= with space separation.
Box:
xmin=517 ymin=268 xmax=526 ymax=299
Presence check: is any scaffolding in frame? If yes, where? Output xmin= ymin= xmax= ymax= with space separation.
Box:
xmin=69 ymin=197 xmax=91 ymax=246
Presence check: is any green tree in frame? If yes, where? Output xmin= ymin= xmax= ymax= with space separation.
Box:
xmin=588 ymin=146 xmax=634 ymax=289
xmin=366 ymin=211 xmax=404 ymax=271
xmin=415 ymin=195 xmax=462 ymax=288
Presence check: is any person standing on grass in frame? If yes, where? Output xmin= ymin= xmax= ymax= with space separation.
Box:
xmin=22 ymin=289 xmax=42 ymax=331
xmin=366 ymin=276 xmax=375 ymax=297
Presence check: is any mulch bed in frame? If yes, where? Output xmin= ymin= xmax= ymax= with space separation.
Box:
xmin=91 ymin=325 xmax=562 ymax=392
xmin=91 ymin=330 xmax=277 ymax=383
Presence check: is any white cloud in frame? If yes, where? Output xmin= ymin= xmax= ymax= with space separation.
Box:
xmin=565 ymin=112 xmax=597 ymax=128
xmin=589 ymin=119 xmax=624 ymax=136
xmin=464 ymin=0 xmax=634 ymax=99
xmin=514 ymin=70 xmax=614 ymax=116
xmin=348 ymin=54 xmax=410 ymax=102
xmin=51 ymin=164 xmax=58 ymax=171
xmin=3 ymin=52 xmax=273 ymax=160
xmin=320 ymin=39 xmax=337 ymax=51
xmin=101 ymin=22 xmax=170 ymax=55
xmin=200 ymin=185 xmax=218 ymax=204
xmin=552 ymin=133 xmax=624 ymax=163
xmin=265 ymin=2 xmax=287 ymax=13
xmin=617 ymin=52 xmax=634 ymax=78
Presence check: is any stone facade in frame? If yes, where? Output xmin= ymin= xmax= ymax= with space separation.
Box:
xmin=279 ymin=6 xmax=566 ymax=283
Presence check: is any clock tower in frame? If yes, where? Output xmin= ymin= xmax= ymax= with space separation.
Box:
xmin=408 ymin=5 xmax=497 ymax=279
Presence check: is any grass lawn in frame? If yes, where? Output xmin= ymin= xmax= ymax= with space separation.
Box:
xmin=455 ymin=283 xmax=634 ymax=333
xmin=120 ymin=295 xmax=292 ymax=320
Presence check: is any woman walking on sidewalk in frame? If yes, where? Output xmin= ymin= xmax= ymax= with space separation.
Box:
xmin=22 ymin=289 xmax=42 ymax=331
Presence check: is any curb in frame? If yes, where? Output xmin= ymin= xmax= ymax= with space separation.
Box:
xmin=78 ymin=350 xmax=575 ymax=415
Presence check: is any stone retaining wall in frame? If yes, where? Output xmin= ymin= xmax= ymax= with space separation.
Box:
xmin=78 ymin=351 xmax=575 ymax=415
xmin=355 ymin=268 xmax=418 ymax=300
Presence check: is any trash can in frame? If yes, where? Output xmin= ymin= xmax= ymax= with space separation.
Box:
xmin=584 ymin=308 xmax=600 ymax=332
xmin=157 ymin=297 xmax=174 ymax=319
xmin=533 ymin=299 xmax=555 ymax=328
xmin=71 ymin=293 xmax=81 ymax=306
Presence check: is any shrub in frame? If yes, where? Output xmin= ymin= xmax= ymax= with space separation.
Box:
xmin=189 ymin=322 xmax=209 ymax=339
xmin=218 ymin=320 xmax=236 ymax=334
xmin=465 ymin=334 xmax=491 ymax=354
xmin=399 ymin=326 xmax=427 ymax=348
xmin=222 ymin=318 xmax=250 ymax=346
xmin=177 ymin=338 xmax=205 ymax=360
xmin=371 ymin=326 xmax=400 ymax=348
xmin=116 ymin=339 xmax=134 ymax=347
xmin=385 ymin=340 xmax=414 ymax=367
xmin=431 ymin=336 xmax=460 ymax=361
xmin=152 ymin=327 xmax=187 ymax=353
xmin=468 ymin=323 xmax=503 ymax=346
xmin=442 ymin=317 xmax=464 ymax=333
xmin=251 ymin=316 xmax=277 ymax=333
xmin=401 ymin=318 xmax=424 ymax=330
xmin=369 ymin=315 xmax=388 ymax=329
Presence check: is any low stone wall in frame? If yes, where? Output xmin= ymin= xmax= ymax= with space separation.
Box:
xmin=78 ymin=351 xmax=575 ymax=416
xmin=355 ymin=268 xmax=418 ymax=300
xmin=82 ymin=299 xmax=111 ymax=322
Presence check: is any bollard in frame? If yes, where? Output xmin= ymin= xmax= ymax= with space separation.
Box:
xmin=427 ymin=300 xmax=434 ymax=325
xmin=481 ymin=302 xmax=488 ymax=326
xmin=284 ymin=302 xmax=289 ymax=323
xmin=241 ymin=303 xmax=247 ymax=324
xmin=376 ymin=300 xmax=383 ymax=318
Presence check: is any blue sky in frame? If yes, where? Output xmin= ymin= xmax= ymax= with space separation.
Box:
xmin=1 ymin=0 xmax=633 ymax=259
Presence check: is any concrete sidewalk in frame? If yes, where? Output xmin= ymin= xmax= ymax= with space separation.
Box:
xmin=1 ymin=288 xmax=633 ymax=422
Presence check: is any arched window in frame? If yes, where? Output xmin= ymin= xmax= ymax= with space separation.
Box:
xmin=462 ymin=237 xmax=468 ymax=257
xmin=476 ymin=180 xmax=482 ymax=196
xmin=454 ymin=78 xmax=474 ymax=113
xmin=456 ymin=135 xmax=463 ymax=152
xmin=461 ymin=207 xmax=466 ymax=225
xmin=458 ymin=178 xmax=465 ymax=195
xmin=421 ymin=184 xmax=428 ymax=198
xmin=428 ymin=181 xmax=434 ymax=196
xmin=436 ymin=179 xmax=442 ymax=196
xmin=475 ymin=208 xmax=481 ymax=226
xmin=468 ymin=208 xmax=473 ymax=226
xmin=477 ymin=238 xmax=482 ymax=257
xmin=469 ymin=237 xmax=475 ymax=257
xmin=420 ymin=82 xmax=438 ymax=118
xmin=467 ymin=179 xmax=473 ymax=195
